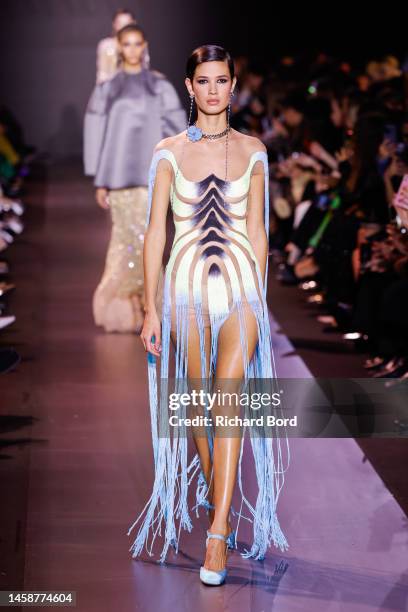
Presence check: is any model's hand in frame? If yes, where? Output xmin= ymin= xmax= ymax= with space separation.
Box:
xmin=96 ymin=188 xmax=109 ymax=209
xmin=140 ymin=310 xmax=162 ymax=357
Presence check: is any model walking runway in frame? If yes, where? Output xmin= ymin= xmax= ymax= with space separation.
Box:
xmin=1 ymin=160 xmax=406 ymax=611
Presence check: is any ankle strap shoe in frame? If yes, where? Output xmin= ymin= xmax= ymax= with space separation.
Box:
xmin=199 ymin=531 xmax=228 ymax=586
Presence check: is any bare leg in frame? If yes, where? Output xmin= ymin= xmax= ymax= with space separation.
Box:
xmin=170 ymin=305 xmax=259 ymax=572
xmin=204 ymin=305 xmax=259 ymax=571
xmin=170 ymin=319 xmax=214 ymax=505
xmin=171 ymin=320 xmax=238 ymax=536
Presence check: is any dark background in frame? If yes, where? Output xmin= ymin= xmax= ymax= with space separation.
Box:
xmin=0 ymin=0 xmax=406 ymax=157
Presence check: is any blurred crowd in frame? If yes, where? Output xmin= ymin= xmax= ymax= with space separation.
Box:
xmin=230 ymin=52 xmax=408 ymax=381
xmin=0 ymin=105 xmax=34 ymax=373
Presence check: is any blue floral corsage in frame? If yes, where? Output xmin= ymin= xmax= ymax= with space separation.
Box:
xmin=187 ymin=124 xmax=203 ymax=142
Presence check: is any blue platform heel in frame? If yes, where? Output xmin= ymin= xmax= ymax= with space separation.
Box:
xmin=200 ymin=531 xmax=228 ymax=586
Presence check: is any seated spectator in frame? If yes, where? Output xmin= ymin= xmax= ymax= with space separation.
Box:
xmin=231 ymin=48 xmax=408 ymax=380
xmin=0 ymin=104 xmax=33 ymax=373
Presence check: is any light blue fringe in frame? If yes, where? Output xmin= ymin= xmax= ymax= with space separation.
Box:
xmin=127 ymin=148 xmax=291 ymax=563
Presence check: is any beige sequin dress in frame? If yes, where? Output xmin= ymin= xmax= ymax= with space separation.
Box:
xmin=92 ymin=187 xmax=163 ymax=332
xmin=83 ymin=68 xmax=186 ymax=333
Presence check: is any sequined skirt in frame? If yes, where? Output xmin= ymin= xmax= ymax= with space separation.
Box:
xmin=93 ymin=186 xmax=163 ymax=332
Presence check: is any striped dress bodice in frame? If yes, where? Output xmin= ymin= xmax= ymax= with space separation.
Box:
xmin=162 ymin=149 xmax=266 ymax=317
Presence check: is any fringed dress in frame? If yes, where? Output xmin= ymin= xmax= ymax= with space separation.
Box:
xmin=127 ymin=146 xmax=290 ymax=562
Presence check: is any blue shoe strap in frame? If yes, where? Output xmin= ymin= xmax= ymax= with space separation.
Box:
xmin=206 ymin=531 xmax=227 ymax=542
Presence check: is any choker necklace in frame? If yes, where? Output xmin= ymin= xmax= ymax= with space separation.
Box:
xmin=187 ymin=123 xmax=230 ymax=142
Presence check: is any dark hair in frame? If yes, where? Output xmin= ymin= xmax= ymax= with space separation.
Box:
xmin=113 ymin=8 xmax=134 ymax=20
xmin=117 ymin=23 xmax=145 ymax=42
xmin=346 ymin=112 xmax=386 ymax=191
xmin=281 ymin=92 xmax=307 ymax=114
xmin=186 ymin=44 xmax=234 ymax=81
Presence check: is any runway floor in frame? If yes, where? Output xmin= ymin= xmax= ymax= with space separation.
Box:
xmin=1 ymin=161 xmax=407 ymax=612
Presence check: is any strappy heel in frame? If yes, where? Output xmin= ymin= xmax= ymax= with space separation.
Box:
xmin=200 ymin=531 xmax=228 ymax=586
xmin=202 ymin=501 xmax=236 ymax=550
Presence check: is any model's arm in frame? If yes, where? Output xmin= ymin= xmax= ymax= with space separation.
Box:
xmin=141 ymin=155 xmax=172 ymax=356
xmin=83 ymin=82 xmax=109 ymax=178
xmin=96 ymin=40 xmax=104 ymax=84
xmin=246 ymin=154 xmax=268 ymax=286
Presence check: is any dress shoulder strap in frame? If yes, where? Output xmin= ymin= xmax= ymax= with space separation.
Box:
xmin=145 ymin=148 xmax=178 ymax=230
xmin=249 ymin=150 xmax=269 ymax=300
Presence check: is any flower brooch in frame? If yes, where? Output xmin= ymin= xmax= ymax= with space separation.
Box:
xmin=187 ymin=124 xmax=203 ymax=142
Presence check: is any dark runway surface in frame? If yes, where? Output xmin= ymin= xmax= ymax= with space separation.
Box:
xmin=1 ymin=161 xmax=407 ymax=612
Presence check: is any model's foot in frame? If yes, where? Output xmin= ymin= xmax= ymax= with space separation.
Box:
xmin=208 ymin=507 xmax=233 ymax=540
xmin=204 ymin=528 xmax=228 ymax=572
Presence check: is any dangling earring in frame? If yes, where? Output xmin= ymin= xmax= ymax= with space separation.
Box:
xmin=187 ymin=94 xmax=194 ymax=128
xmin=227 ymin=89 xmax=235 ymax=128
xmin=187 ymin=94 xmax=203 ymax=142
xmin=142 ymin=44 xmax=150 ymax=69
